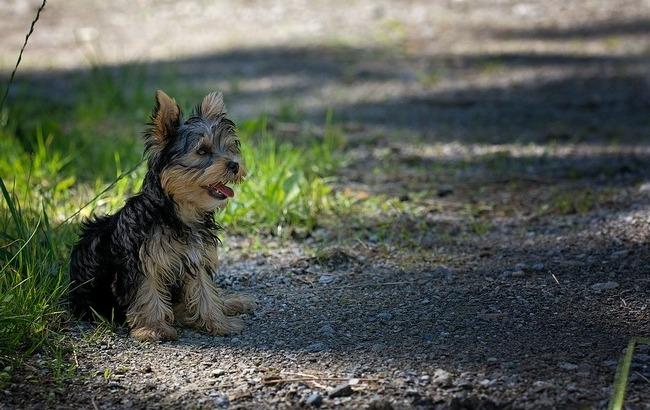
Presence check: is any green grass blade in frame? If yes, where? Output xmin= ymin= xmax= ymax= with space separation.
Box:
xmin=0 ymin=176 xmax=26 ymax=238
xmin=0 ymin=217 xmax=40 ymax=275
xmin=608 ymin=337 xmax=637 ymax=410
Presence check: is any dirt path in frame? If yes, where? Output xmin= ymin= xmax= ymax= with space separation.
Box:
xmin=1 ymin=1 xmax=650 ymax=409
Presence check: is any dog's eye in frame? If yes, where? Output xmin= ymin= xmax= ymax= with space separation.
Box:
xmin=196 ymin=148 xmax=209 ymax=156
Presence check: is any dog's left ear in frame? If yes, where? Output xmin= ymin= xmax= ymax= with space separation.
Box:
xmin=146 ymin=90 xmax=181 ymax=156
xmin=200 ymin=91 xmax=226 ymax=121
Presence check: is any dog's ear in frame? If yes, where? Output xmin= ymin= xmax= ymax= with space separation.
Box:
xmin=200 ymin=91 xmax=226 ymax=121
xmin=146 ymin=90 xmax=181 ymax=155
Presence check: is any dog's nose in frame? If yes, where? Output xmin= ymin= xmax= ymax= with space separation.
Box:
xmin=227 ymin=161 xmax=239 ymax=174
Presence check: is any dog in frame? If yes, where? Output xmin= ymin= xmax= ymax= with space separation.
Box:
xmin=69 ymin=90 xmax=254 ymax=342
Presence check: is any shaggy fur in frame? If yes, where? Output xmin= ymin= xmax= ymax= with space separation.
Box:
xmin=69 ymin=90 xmax=254 ymax=341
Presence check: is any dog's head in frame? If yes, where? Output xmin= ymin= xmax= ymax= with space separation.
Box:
xmin=144 ymin=90 xmax=245 ymax=221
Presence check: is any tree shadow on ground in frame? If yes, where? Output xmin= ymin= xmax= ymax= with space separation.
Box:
xmin=5 ymin=38 xmax=650 ymax=144
xmin=491 ymin=17 xmax=650 ymax=40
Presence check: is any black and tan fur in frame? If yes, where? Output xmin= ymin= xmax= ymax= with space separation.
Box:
xmin=69 ymin=90 xmax=254 ymax=342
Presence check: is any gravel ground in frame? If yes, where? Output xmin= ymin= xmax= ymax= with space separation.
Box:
xmin=1 ymin=1 xmax=650 ymax=409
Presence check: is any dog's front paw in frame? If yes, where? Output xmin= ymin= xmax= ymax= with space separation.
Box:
xmin=131 ymin=324 xmax=178 ymax=342
xmin=204 ymin=316 xmax=245 ymax=336
xmin=223 ymin=294 xmax=256 ymax=316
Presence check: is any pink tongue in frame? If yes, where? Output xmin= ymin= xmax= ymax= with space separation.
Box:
xmin=216 ymin=184 xmax=234 ymax=198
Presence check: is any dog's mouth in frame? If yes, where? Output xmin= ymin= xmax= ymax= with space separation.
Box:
xmin=202 ymin=182 xmax=234 ymax=200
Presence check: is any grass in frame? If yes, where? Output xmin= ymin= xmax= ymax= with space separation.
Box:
xmin=0 ymin=63 xmax=346 ymax=373
xmin=609 ymin=337 xmax=650 ymax=410
xmin=0 ymin=178 xmax=69 ymax=370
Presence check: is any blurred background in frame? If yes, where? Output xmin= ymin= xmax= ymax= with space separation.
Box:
xmin=2 ymin=1 xmax=650 ymax=408
xmin=3 ymin=0 xmax=650 ymax=142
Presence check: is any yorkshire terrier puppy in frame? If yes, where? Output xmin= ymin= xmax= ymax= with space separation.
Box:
xmin=69 ymin=90 xmax=254 ymax=342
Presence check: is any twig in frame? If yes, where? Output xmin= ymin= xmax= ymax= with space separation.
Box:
xmin=551 ymin=273 xmax=560 ymax=285
xmin=0 ymin=0 xmax=47 ymax=113
xmin=91 ymin=397 xmax=99 ymax=410
xmin=635 ymin=371 xmax=650 ymax=385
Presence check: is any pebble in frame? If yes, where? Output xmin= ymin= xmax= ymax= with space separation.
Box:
xmin=591 ymin=281 xmax=619 ymax=291
xmin=318 ymin=274 xmax=335 ymax=285
xmin=367 ymin=398 xmax=394 ymax=410
xmin=478 ymin=379 xmax=494 ymax=387
xmin=328 ymin=383 xmax=353 ymax=398
xmin=610 ymin=250 xmax=630 ymax=259
xmin=511 ymin=270 xmax=526 ymax=278
xmin=319 ymin=324 xmax=335 ymax=338
xmin=306 ymin=392 xmax=323 ymax=407
xmin=558 ymin=362 xmax=578 ymax=370
xmin=376 ymin=311 xmax=393 ymax=321
xmin=213 ymin=394 xmax=230 ymax=408
xmin=211 ymin=369 xmax=226 ymax=377
xmin=431 ymin=369 xmax=452 ymax=387
xmin=531 ymin=263 xmax=545 ymax=271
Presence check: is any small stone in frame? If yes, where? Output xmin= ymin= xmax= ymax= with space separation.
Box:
xmin=431 ymin=369 xmax=452 ymax=387
xmin=213 ymin=394 xmax=230 ymax=408
xmin=478 ymin=379 xmax=493 ymax=387
xmin=211 ymin=369 xmax=226 ymax=377
xmin=306 ymin=392 xmax=323 ymax=407
xmin=454 ymin=379 xmax=473 ymax=390
xmin=559 ymin=362 xmax=578 ymax=370
xmin=531 ymin=263 xmax=545 ymax=271
xmin=533 ymin=381 xmax=551 ymax=392
xmin=328 ymin=383 xmax=353 ymax=398
xmin=515 ymin=263 xmax=527 ymax=270
xmin=376 ymin=311 xmax=393 ymax=321
xmin=610 ymin=250 xmax=630 ymax=259
xmin=602 ymin=359 xmax=618 ymax=367
xmin=591 ymin=281 xmax=619 ymax=292
xmin=319 ymin=274 xmax=335 ymax=285
xmin=319 ymin=324 xmax=335 ymax=338
xmin=367 ymin=398 xmax=394 ymax=410
xmin=511 ymin=270 xmax=525 ymax=278
xmin=141 ymin=364 xmax=152 ymax=373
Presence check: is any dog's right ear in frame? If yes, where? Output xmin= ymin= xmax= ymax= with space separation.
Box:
xmin=145 ymin=90 xmax=181 ymax=156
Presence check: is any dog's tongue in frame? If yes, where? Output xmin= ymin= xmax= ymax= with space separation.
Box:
xmin=215 ymin=183 xmax=234 ymax=198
